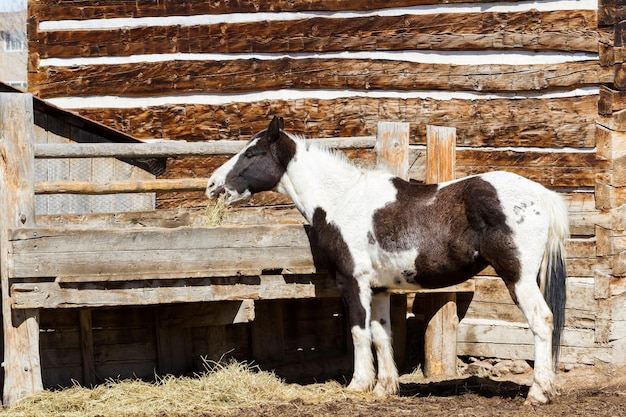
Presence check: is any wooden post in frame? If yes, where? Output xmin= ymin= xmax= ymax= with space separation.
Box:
xmin=79 ymin=309 xmax=97 ymax=386
xmin=377 ymin=122 xmax=410 ymax=179
xmin=376 ymin=122 xmax=410 ymax=369
xmin=423 ymin=125 xmax=459 ymax=377
xmin=0 ymin=93 xmax=43 ymax=405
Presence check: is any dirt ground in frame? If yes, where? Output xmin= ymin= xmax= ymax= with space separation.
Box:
xmin=196 ymin=365 xmax=626 ymax=417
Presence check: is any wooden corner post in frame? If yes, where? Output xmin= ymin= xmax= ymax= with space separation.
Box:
xmin=424 ymin=125 xmax=458 ymax=377
xmin=376 ymin=122 xmax=410 ymax=369
xmin=0 ymin=93 xmax=42 ymax=405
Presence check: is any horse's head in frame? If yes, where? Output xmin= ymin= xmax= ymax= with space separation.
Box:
xmin=206 ymin=116 xmax=296 ymax=204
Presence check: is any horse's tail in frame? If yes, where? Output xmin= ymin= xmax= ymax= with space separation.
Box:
xmin=538 ymin=189 xmax=569 ymax=367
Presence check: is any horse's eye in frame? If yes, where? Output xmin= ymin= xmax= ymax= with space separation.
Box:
xmin=245 ymin=149 xmax=265 ymax=159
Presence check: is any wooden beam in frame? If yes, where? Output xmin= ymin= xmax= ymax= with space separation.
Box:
xmin=376 ymin=122 xmax=410 ymax=368
xmin=376 ymin=122 xmax=410 ymax=180
xmin=33 ymin=136 xmax=375 ymax=159
xmin=34 ymin=178 xmax=209 ymax=195
xmin=423 ymin=125 xmax=459 ymax=378
xmin=78 ymin=309 xmax=96 ymax=386
xmin=0 ymin=93 xmax=43 ymax=405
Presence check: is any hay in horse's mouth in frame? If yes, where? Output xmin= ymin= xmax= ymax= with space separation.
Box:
xmin=204 ymin=193 xmax=228 ymax=226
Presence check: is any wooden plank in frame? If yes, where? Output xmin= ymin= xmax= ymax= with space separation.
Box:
xmin=34 ymin=10 xmax=598 ymax=60
xmin=11 ymin=275 xmax=336 ymax=309
xmin=31 ymin=60 xmax=612 ymax=98
xmin=377 ymin=122 xmax=410 ymax=179
xmin=376 ymin=122 xmax=410 ymax=369
xmin=251 ymin=301 xmax=285 ymax=364
xmin=423 ymin=125 xmax=458 ymax=378
xmin=35 ymin=178 xmax=209 ymax=195
xmin=34 ymin=137 xmax=375 ymax=158
xmin=0 ymin=93 xmax=43 ymax=405
xmin=78 ymin=309 xmax=96 ymax=386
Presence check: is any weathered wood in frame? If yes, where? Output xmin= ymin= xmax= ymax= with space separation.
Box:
xmin=9 ymin=225 xmax=320 ymax=279
xmin=35 ymin=178 xmax=209 ymax=195
xmin=599 ymin=85 xmax=626 ymax=115
xmin=251 ymin=301 xmax=285 ymax=364
xmin=0 ymin=93 xmax=43 ymax=405
xmin=423 ymin=125 xmax=459 ymax=378
xmin=376 ymin=122 xmax=410 ymax=368
xmin=78 ymin=309 xmax=96 ymax=386
xmin=34 ymin=10 xmax=598 ymax=60
xmin=76 ymin=95 xmax=598 ymax=147
xmin=27 ymin=0 xmax=552 ymax=21
xmin=377 ymin=122 xmax=410 ymax=179
xmin=11 ymin=276 xmax=333 ymax=309
xmin=34 ymin=137 xmax=376 ymax=158
xmin=31 ymin=60 xmax=612 ymax=98
xmin=598 ymin=0 xmax=626 ymax=27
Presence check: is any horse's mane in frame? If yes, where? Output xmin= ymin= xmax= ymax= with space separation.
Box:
xmin=286 ymin=131 xmax=389 ymax=175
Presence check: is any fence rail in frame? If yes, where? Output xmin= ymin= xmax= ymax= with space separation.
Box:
xmin=33 ymin=137 xmax=379 ymax=195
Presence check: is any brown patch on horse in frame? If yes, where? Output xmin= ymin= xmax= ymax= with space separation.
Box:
xmin=373 ymin=177 xmax=521 ymax=289
xmin=311 ymin=207 xmax=367 ymax=327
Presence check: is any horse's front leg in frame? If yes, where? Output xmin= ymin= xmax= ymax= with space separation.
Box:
xmin=371 ymin=290 xmax=399 ymax=396
xmin=336 ymin=273 xmax=376 ymax=392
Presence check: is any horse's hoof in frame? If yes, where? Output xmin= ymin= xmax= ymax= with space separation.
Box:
xmin=373 ymin=382 xmax=398 ymax=397
xmin=347 ymin=380 xmax=373 ymax=393
xmin=524 ymin=385 xmax=551 ymax=405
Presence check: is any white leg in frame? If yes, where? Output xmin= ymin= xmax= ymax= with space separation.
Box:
xmin=512 ymin=279 xmax=556 ymax=405
xmin=337 ymin=274 xmax=376 ymax=392
xmin=371 ymin=291 xmax=399 ymax=396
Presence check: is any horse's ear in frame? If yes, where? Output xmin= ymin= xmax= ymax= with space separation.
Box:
xmin=268 ymin=116 xmax=282 ymax=143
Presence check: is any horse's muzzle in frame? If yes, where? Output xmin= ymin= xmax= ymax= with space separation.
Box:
xmin=206 ymin=184 xmax=225 ymax=200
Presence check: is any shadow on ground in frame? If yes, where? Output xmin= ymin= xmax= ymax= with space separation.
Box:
xmin=400 ymin=376 xmax=530 ymax=399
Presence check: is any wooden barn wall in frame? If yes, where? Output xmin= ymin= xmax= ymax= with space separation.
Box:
xmin=24 ymin=0 xmax=626 ymax=383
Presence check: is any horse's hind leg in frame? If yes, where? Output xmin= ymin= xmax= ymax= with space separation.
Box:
xmin=371 ymin=290 xmax=399 ymax=395
xmin=509 ymin=277 xmax=556 ymax=405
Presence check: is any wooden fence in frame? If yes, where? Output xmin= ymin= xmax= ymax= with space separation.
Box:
xmin=1 ymin=92 xmax=476 ymax=406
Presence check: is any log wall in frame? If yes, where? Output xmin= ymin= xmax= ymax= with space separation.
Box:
xmin=23 ymin=0 xmax=626 ymax=387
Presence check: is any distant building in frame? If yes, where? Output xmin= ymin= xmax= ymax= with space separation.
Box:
xmin=0 ymin=11 xmax=27 ymax=90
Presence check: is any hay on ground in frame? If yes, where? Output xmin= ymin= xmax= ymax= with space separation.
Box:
xmin=1 ymin=360 xmax=374 ymax=417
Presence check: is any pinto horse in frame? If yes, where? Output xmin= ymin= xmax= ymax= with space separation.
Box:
xmin=206 ymin=116 xmax=568 ymax=405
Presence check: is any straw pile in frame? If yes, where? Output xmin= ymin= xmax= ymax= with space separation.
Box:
xmin=1 ymin=360 xmax=375 ymax=417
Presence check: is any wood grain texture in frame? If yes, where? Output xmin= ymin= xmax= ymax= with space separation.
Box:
xmin=30 ymin=59 xmax=611 ymax=98
xmin=29 ymin=0 xmax=531 ymax=21
xmin=0 ymin=94 xmax=43 ymax=405
xmin=33 ymin=10 xmax=598 ymax=60
xmin=75 ymin=95 xmax=599 ymax=146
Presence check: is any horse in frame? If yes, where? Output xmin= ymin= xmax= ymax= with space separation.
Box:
xmin=206 ymin=116 xmax=568 ymax=405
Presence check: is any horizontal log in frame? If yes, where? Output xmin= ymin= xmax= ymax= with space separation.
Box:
xmin=34 ymin=178 xmax=209 ymax=194
xmin=30 ymin=59 xmax=611 ymax=98
xmin=34 ymin=10 xmax=598 ymax=59
xmin=10 ymin=276 xmax=336 ymax=309
xmin=33 ymin=137 xmax=375 ymax=158
xmin=76 ymin=95 xmax=599 ymax=146
xmin=28 ymin=0 xmax=527 ymax=21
